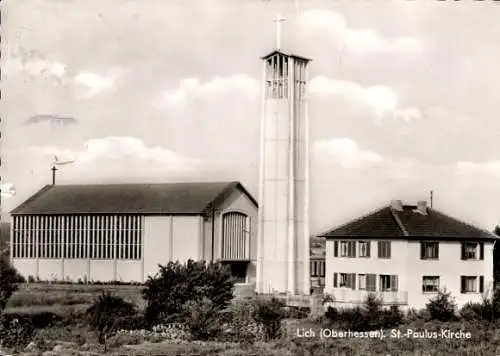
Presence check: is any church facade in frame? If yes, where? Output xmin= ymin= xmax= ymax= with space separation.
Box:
xmin=9 ymin=182 xmax=258 ymax=284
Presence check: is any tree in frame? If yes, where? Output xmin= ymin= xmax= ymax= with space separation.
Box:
xmin=426 ymin=288 xmax=457 ymax=322
xmin=0 ymin=257 xmax=24 ymax=311
xmin=86 ymin=292 xmax=136 ymax=353
xmin=494 ymin=226 xmax=500 ymax=287
xmin=142 ymin=260 xmax=234 ymax=326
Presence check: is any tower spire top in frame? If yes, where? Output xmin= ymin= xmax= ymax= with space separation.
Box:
xmin=273 ymin=14 xmax=286 ymax=50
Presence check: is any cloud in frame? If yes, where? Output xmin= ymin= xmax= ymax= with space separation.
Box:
xmin=79 ymin=137 xmax=202 ymax=167
xmin=313 ymin=138 xmax=382 ymax=169
xmin=297 ymin=9 xmax=422 ymax=53
xmin=4 ymin=58 xmax=67 ymax=78
xmin=73 ymin=70 xmax=120 ymax=97
xmin=456 ymin=161 xmax=500 ymax=178
xmin=0 ymin=183 xmax=16 ymax=197
xmin=310 ymin=76 xmax=422 ymax=122
xmin=156 ymin=73 xmax=259 ymax=109
xmin=24 ymin=137 xmax=203 ymax=172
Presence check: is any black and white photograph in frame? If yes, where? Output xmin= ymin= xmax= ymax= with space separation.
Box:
xmin=1 ymin=0 xmax=500 ymax=355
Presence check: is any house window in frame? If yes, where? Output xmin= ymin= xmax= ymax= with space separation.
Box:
xmin=366 ymin=274 xmax=377 ymax=292
xmin=359 ymin=274 xmax=366 ymax=290
xmin=378 ymin=241 xmax=391 ymax=258
xmin=334 ymin=273 xmax=356 ymax=289
xmin=310 ymin=261 xmax=317 ymax=277
xmin=359 ymin=241 xmax=370 ymax=258
xmin=461 ymin=242 xmax=484 ymax=260
xmin=380 ymin=274 xmax=398 ymax=292
xmin=319 ymin=260 xmax=325 ymax=277
xmin=340 ymin=241 xmax=356 ymax=257
xmin=310 ymin=260 xmax=325 ymax=277
xmin=421 ymin=242 xmax=439 ymax=259
xmin=422 ymin=276 xmax=440 ymax=293
xmin=461 ymin=276 xmax=484 ymax=293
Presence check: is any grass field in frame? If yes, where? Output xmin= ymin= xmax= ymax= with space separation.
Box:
xmin=4 ymin=282 xmax=500 ymax=355
xmin=6 ymin=283 xmax=145 ymax=311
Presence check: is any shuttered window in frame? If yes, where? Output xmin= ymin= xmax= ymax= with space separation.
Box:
xmin=378 ymin=241 xmax=391 ymax=259
xmin=366 ymin=274 xmax=377 ymax=292
xmin=339 ymin=273 xmax=356 ymax=289
xmin=380 ymin=274 xmax=398 ymax=292
xmin=420 ymin=242 xmax=439 ymax=259
xmin=359 ymin=241 xmax=370 ymax=257
xmin=340 ymin=241 xmax=356 ymax=257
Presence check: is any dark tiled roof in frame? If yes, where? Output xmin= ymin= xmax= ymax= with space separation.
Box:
xmin=10 ymin=182 xmax=257 ymax=215
xmin=319 ymin=205 xmax=498 ymax=241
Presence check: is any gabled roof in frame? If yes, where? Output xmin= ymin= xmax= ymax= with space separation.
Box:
xmin=319 ymin=204 xmax=498 ymax=241
xmin=261 ymin=49 xmax=312 ymax=62
xmin=10 ymin=182 xmax=257 ymax=215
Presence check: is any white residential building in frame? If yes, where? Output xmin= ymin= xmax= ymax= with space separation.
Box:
xmin=320 ymin=200 xmax=498 ymax=310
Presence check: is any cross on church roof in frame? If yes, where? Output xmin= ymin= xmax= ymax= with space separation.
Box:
xmin=273 ymin=14 xmax=286 ymax=50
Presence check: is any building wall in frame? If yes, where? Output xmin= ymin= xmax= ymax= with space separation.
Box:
xmin=325 ymin=239 xmax=408 ymax=307
xmin=214 ymin=189 xmax=258 ymax=285
xmin=407 ymin=240 xmax=495 ymax=309
xmin=143 ymin=215 xmax=202 ymax=280
xmin=325 ymin=238 xmax=495 ymax=310
xmin=11 ymin=198 xmax=258 ymax=285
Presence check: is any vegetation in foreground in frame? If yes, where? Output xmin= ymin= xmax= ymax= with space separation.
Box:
xmin=2 ymin=258 xmax=500 ymax=355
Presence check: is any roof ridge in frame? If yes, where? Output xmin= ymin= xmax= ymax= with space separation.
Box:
xmin=390 ymin=208 xmax=409 ymax=236
xmin=317 ymin=204 xmax=390 ymax=237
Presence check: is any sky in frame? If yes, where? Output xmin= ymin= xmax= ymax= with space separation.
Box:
xmin=1 ymin=0 xmax=500 ymax=234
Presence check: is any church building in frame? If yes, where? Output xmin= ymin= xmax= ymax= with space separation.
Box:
xmin=9 ymin=182 xmax=258 ymax=284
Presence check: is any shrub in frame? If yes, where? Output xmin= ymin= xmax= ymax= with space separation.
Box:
xmin=225 ymin=298 xmax=265 ymax=343
xmin=86 ymin=291 xmax=137 ymax=352
xmin=142 ymin=260 xmax=234 ymax=326
xmin=460 ymin=302 xmax=490 ymax=321
xmin=7 ymin=311 xmax=63 ymax=329
xmin=324 ymin=295 xmax=403 ymax=331
xmin=425 ymin=289 xmax=457 ymax=322
xmin=181 ymin=297 xmax=222 ymax=340
xmin=0 ymin=314 xmax=34 ymax=350
xmin=253 ymin=297 xmax=286 ymax=341
xmin=0 ymin=257 xmax=24 ymax=311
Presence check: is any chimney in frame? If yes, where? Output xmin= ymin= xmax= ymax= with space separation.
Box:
xmin=390 ymin=200 xmax=403 ymax=211
xmin=416 ymin=201 xmax=427 ymax=215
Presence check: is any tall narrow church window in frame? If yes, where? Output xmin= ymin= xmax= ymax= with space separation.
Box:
xmin=221 ymin=212 xmax=249 ymax=260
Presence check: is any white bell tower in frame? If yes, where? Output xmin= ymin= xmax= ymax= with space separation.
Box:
xmin=256 ymin=15 xmax=311 ymax=295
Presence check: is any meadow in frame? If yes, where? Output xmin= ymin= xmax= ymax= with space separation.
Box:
xmin=3 ymin=281 xmax=500 ymax=356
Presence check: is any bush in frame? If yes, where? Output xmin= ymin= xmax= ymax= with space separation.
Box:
xmin=324 ymin=294 xmax=403 ymax=331
xmin=225 ymin=298 xmax=265 ymax=343
xmin=142 ymin=260 xmax=234 ymax=326
xmin=86 ymin=291 xmax=137 ymax=352
xmin=0 ymin=314 xmax=34 ymax=350
xmin=181 ymin=297 xmax=222 ymax=341
xmin=425 ymin=289 xmax=457 ymax=322
xmin=7 ymin=311 xmax=63 ymax=329
xmin=0 ymin=257 xmax=24 ymax=311
xmin=460 ymin=302 xmax=490 ymax=321
xmin=253 ymin=297 xmax=286 ymax=341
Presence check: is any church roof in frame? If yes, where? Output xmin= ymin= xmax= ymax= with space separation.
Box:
xmin=10 ymin=182 xmax=257 ymax=215
xmin=261 ymin=49 xmax=312 ymax=62
xmin=318 ymin=204 xmax=498 ymax=241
